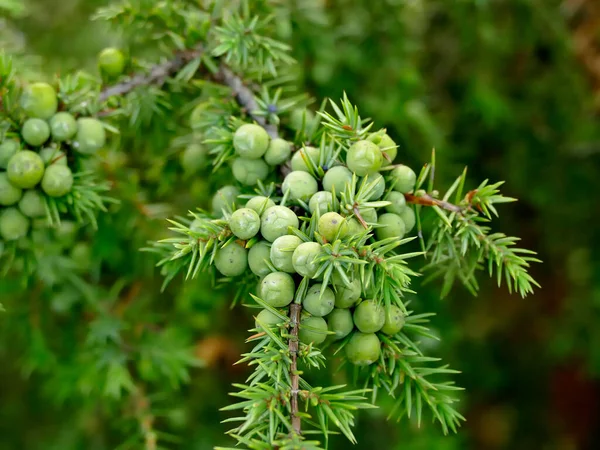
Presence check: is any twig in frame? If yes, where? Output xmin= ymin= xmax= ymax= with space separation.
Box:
xmin=404 ymin=192 xmax=463 ymax=213
xmin=215 ymin=66 xmax=279 ymax=139
xmin=98 ymin=43 xmax=280 ymax=139
xmin=98 ymin=45 xmax=204 ymax=102
xmin=288 ymin=303 xmax=302 ymax=436
xmin=133 ymin=388 xmax=157 ymax=450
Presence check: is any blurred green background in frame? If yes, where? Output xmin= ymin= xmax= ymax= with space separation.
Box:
xmin=1 ymin=0 xmax=600 ymax=449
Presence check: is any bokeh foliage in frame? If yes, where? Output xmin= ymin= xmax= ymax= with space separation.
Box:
xmin=1 ymin=0 xmax=599 ymax=449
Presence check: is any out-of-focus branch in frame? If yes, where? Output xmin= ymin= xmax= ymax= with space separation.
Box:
xmin=98 ymin=45 xmax=204 ymax=102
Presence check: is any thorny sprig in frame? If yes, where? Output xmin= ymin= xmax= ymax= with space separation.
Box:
xmin=220 ymin=306 xmax=375 ymax=448
xmin=5 ymin=1 xmax=539 ymax=447
xmin=151 ymin=96 xmax=539 ymax=448
xmin=212 ymin=12 xmax=295 ymax=77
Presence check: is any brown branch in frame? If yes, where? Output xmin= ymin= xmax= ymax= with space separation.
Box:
xmin=404 ymin=192 xmax=464 ymax=213
xmin=288 ymin=303 xmax=302 ymax=436
xmin=353 ymin=204 xmax=369 ymax=229
xmin=98 ymin=45 xmax=205 ymax=102
xmin=97 ymin=43 xmax=282 ymax=141
xmin=132 ymin=388 xmax=157 ymax=450
xmin=214 ymin=66 xmax=279 ymax=139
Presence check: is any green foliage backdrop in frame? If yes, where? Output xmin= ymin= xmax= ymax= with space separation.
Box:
xmin=1 ymin=1 xmax=599 ymax=449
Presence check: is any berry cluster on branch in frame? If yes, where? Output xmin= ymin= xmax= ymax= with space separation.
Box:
xmin=0 ymin=57 xmax=114 ymax=274
xmin=1 ymin=1 xmax=541 ymax=448
xmin=153 ymin=74 xmax=537 ymax=446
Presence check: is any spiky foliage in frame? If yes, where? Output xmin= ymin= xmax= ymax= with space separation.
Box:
xmin=148 ymin=12 xmax=540 ymax=443
xmin=0 ymin=1 xmax=544 ymax=449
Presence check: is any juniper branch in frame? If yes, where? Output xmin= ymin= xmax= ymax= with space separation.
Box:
xmin=404 ymin=192 xmax=463 ymax=214
xmin=97 ymin=40 xmax=279 ymax=140
xmin=288 ymin=303 xmax=302 ymax=436
xmin=215 ymin=66 xmax=279 ymax=139
xmin=98 ymin=44 xmax=205 ymax=102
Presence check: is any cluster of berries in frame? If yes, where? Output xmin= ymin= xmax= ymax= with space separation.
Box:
xmin=0 ymin=82 xmax=105 ymax=242
xmin=230 ymin=123 xmax=292 ymax=185
xmin=193 ymin=119 xmax=419 ymax=366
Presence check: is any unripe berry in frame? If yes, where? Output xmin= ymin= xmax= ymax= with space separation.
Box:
xmin=346 ymin=140 xmax=382 ymax=176
xmin=212 ymin=185 xmax=240 ymax=216
xmin=282 ymin=171 xmax=318 ymax=202
xmin=229 ymin=208 xmax=261 ymax=240
xmin=270 ymin=235 xmax=302 ymax=273
xmin=214 ymin=242 xmax=248 ymax=277
xmin=264 ymin=138 xmax=291 ymax=166
xmin=74 ymin=118 xmax=106 ymax=154
xmin=334 ymin=278 xmax=361 ymax=308
xmin=291 ymin=241 xmax=322 ymax=278
xmin=180 ymin=143 xmax=207 ymax=174
xmin=303 ymin=284 xmax=335 ymax=317
xmin=0 ymin=207 xmax=30 ymax=241
xmin=0 ymin=140 xmax=20 ymax=169
xmin=322 ymin=166 xmax=352 ymax=196
xmin=0 ymin=173 xmax=22 ymax=206
xmin=363 ymin=173 xmax=385 ymax=200
xmin=255 ymin=308 xmax=284 ymax=330
xmin=7 ymin=150 xmax=45 ymax=189
xmin=291 ymin=146 xmax=320 ymax=172
xmin=298 ymin=316 xmax=328 ymax=345
xmin=375 ymin=213 xmax=406 ymax=241
xmin=49 ymin=112 xmax=77 ymax=142
xmin=98 ymin=48 xmax=126 ymax=77
xmin=381 ymin=304 xmax=405 ymax=335
xmin=346 ymin=218 xmax=363 ymax=235
xmin=331 ymin=270 xmax=352 ymax=286
xmin=245 ymin=196 xmax=276 ymax=215
xmin=18 ymin=190 xmax=46 ymax=218
xmin=233 ymin=124 xmax=269 ymax=159
xmin=353 ymin=300 xmax=385 ymax=333
xmin=289 ymin=108 xmax=315 ymax=132
xmin=248 ymin=241 xmax=272 ymax=277
xmin=326 ymin=308 xmax=354 ymax=340
xmin=20 ymin=82 xmax=58 ymax=119
xmin=345 ymin=332 xmax=381 ymax=366
xmin=318 ymin=212 xmax=348 ymax=242
xmin=232 ymin=157 xmax=269 ymax=185
xmin=398 ymin=207 xmax=416 ymax=233
xmin=389 ymin=165 xmax=416 ymax=193
xmin=22 ymin=118 xmax=50 ymax=147
xmin=308 ymin=191 xmax=333 ymax=215
xmin=368 ymin=132 xmax=397 ymax=164
xmin=259 ymin=272 xmax=295 ymax=307
xmin=384 ymin=191 xmax=407 ymax=215
xmin=70 ymin=242 xmax=92 ymax=272
xmin=189 ymin=218 xmax=203 ymax=233
xmin=39 ymin=147 xmax=68 ymax=166
xmin=41 ymin=165 xmax=73 ymax=197
xmin=260 ymin=205 xmax=299 ymax=242
xmin=366 ymin=132 xmax=383 ymax=145
xmin=379 ymin=134 xmax=398 ymax=163
xmin=358 ymin=207 xmax=377 ymax=224
xmin=55 ymin=220 xmax=77 ymax=248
